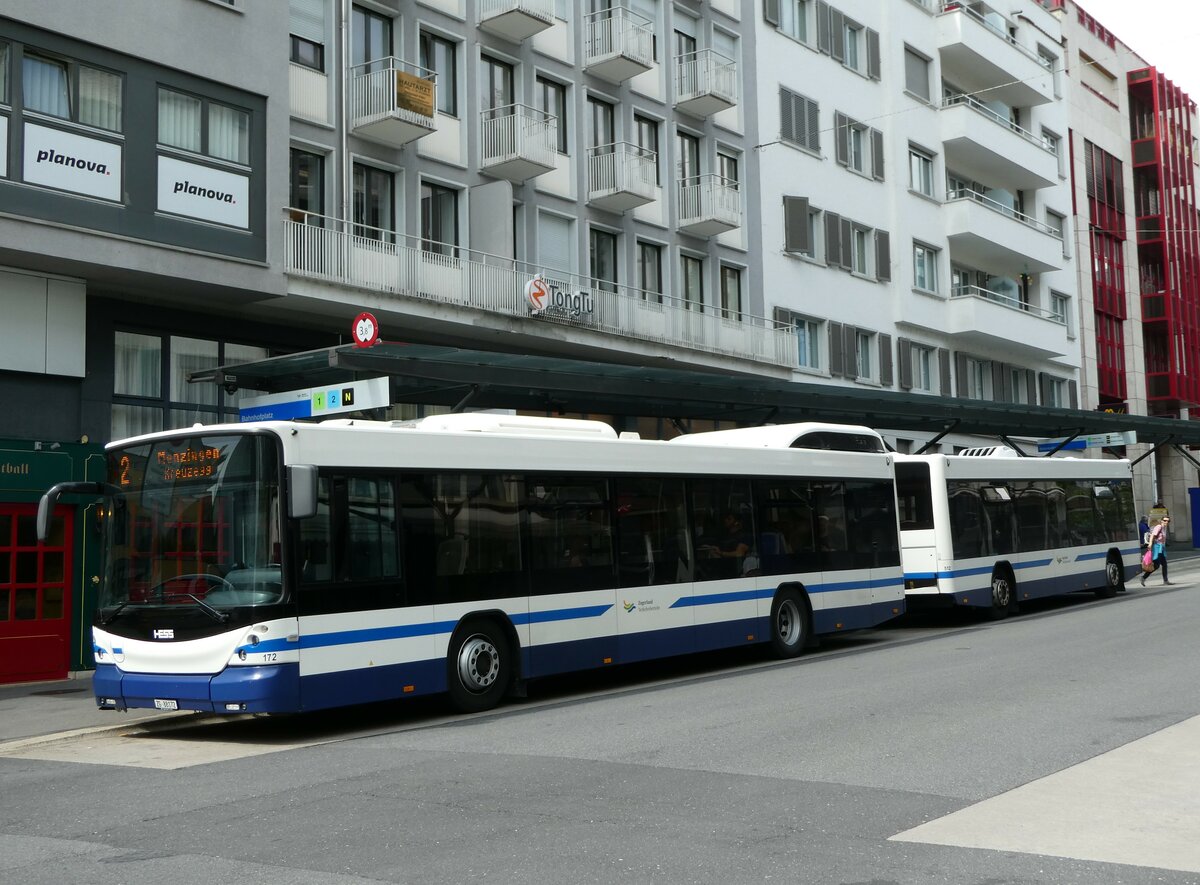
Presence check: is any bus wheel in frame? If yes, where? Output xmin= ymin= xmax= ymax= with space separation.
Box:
xmin=770 ymin=589 xmax=809 ymax=658
xmin=447 ymin=620 xmax=511 ymax=713
xmin=987 ymin=569 xmax=1014 ymax=620
xmin=1097 ymin=555 xmax=1123 ymax=598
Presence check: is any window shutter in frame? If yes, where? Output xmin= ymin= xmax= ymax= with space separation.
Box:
xmin=780 ymin=89 xmax=796 ymax=144
xmin=1038 ymin=371 xmax=1051 ymax=405
xmin=871 ymin=128 xmax=885 ymax=180
xmin=839 ymin=217 xmax=853 ymax=270
xmin=764 ymin=0 xmax=780 ymax=26
xmin=993 ymin=362 xmax=1008 ymax=402
xmin=816 ymin=1 xmax=831 ymax=55
xmin=879 ymin=334 xmax=893 ymax=387
xmin=905 ymin=49 xmax=930 ymax=101
xmin=844 ymin=325 xmax=859 ymax=379
xmin=805 ymin=96 xmax=820 ymax=152
xmin=828 ymin=321 xmax=844 ymax=377
xmin=784 ymin=196 xmax=810 ymax=253
xmin=956 ymin=352 xmax=969 ymax=397
xmin=874 ymin=230 xmax=890 ymax=281
xmin=538 ymin=212 xmax=573 ymax=276
xmin=825 ymin=211 xmax=842 ymax=267
xmin=898 ymin=338 xmax=913 ymax=389
xmin=1069 ymin=379 xmax=1079 ymax=409
xmin=1026 ymin=369 xmax=1038 ymax=406
xmin=938 ymin=348 xmax=951 ymax=395
xmin=830 ymin=9 xmax=845 ymax=62
xmin=290 ymin=0 xmax=326 ymax=42
xmin=834 ymin=112 xmax=848 ymax=166
xmin=867 ymin=29 xmax=881 ymax=80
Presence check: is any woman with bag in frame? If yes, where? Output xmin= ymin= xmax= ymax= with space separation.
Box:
xmin=1140 ymin=517 xmax=1172 ymax=586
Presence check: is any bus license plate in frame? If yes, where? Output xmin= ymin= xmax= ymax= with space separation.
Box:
xmin=154 ymin=699 xmax=178 ymax=711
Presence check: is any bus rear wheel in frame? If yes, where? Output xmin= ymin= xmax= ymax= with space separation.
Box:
xmin=447 ymin=620 xmax=511 ymax=713
xmin=987 ymin=568 xmax=1015 ymax=620
xmin=1097 ymin=554 xmax=1123 ymax=598
xmin=770 ymin=589 xmax=809 ymax=658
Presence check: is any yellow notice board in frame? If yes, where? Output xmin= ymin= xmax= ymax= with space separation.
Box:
xmin=396 ymin=70 xmax=434 ymax=117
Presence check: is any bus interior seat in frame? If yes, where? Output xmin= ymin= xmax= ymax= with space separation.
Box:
xmin=437 ymin=535 xmax=468 ymax=575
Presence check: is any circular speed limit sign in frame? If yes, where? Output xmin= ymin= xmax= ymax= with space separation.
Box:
xmin=351 ymin=312 xmax=380 ymax=348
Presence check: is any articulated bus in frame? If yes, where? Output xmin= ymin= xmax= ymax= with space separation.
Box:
xmin=39 ymin=415 xmax=904 ymax=715
xmin=894 ymin=447 xmax=1140 ymax=618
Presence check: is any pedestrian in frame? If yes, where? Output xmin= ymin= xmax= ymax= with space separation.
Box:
xmin=1140 ymin=516 xmax=1172 ymax=586
xmin=1138 ymin=514 xmax=1150 ymax=548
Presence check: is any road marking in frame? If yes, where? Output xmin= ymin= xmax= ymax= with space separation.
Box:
xmin=891 ymin=713 xmax=1200 ymax=874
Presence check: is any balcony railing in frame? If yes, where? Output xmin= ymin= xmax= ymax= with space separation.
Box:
xmin=951 ymin=283 xmax=1065 ymax=323
xmin=938 ymin=1 xmax=1043 ymax=65
xmin=941 ymin=93 xmax=1057 ymax=155
xmin=674 ymin=49 xmax=738 ymax=117
xmin=348 ymin=57 xmax=437 ymax=147
xmin=480 ymin=103 xmax=557 ymax=182
xmin=284 ymin=211 xmax=797 ymax=368
xmin=478 ymin=0 xmax=555 ymax=41
xmin=587 ymin=142 xmax=657 ymax=212
xmin=678 ymin=174 xmax=741 ymax=237
xmin=584 ymin=6 xmax=654 ymax=83
xmin=946 ymin=188 xmax=1063 ymax=239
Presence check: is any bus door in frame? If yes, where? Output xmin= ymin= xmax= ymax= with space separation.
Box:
xmin=895 ymin=462 xmax=938 ymax=597
xmin=0 ymin=504 xmax=73 ymax=684
xmin=686 ymin=478 xmax=757 ymax=652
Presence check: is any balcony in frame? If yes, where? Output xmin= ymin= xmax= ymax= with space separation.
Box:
xmin=674 ymin=49 xmax=738 ymax=118
xmin=678 ymin=174 xmax=741 ymax=237
xmin=944 ymin=188 xmax=1063 ymax=273
xmin=478 ymin=0 xmax=554 ymax=42
xmin=583 ymin=7 xmax=654 ymax=84
xmin=944 ymin=285 xmax=1070 ymax=358
xmin=587 ymin=142 xmax=657 ymax=212
xmin=348 ymin=58 xmax=437 ymax=148
xmin=936 ymin=2 xmax=1054 ymax=107
xmin=939 ymin=94 xmax=1059 ymax=189
xmin=480 ymin=104 xmax=557 ymax=183
xmin=282 ymin=211 xmax=798 ymax=369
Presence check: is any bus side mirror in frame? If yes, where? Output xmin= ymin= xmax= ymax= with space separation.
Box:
xmin=37 ymin=486 xmax=63 ymax=542
xmin=288 ymin=465 xmax=319 ymax=519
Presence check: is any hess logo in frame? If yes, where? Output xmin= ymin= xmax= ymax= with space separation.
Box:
xmin=152 ymin=629 xmax=175 ymax=640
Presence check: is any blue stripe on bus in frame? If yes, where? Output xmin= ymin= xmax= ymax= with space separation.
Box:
xmin=668 ymin=577 xmax=902 ymax=609
xmin=511 ymin=604 xmax=614 ymax=625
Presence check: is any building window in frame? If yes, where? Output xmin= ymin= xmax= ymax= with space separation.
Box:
xmin=720 ymin=265 xmax=742 ymax=320
xmin=1045 ymin=377 xmax=1066 ymax=407
xmin=0 ymin=43 xmax=9 ymax=104
xmin=909 ymin=146 xmax=934 ymax=197
xmin=851 ymin=226 xmax=870 ymax=275
xmin=536 ymin=76 xmax=566 ymax=152
xmin=23 ymin=53 xmax=123 ymax=132
xmin=158 ymin=88 xmax=249 ymax=165
xmin=913 ymin=242 xmax=938 ymax=292
xmin=353 ymin=163 xmax=393 ymax=241
xmin=1051 ymin=291 xmax=1071 ymax=330
xmin=836 ymin=113 xmax=882 ymax=179
xmin=844 ymin=23 xmax=862 ymax=72
xmin=637 ymin=241 xmax=663 ymax=303
xmin=481 ymin=55 xmax=514 ymax=114
xmin=352 ymin=5 xmax=392 ymax=69
xmin=420 ymin=32 xmax=457 ymax=116
xmin=780 ymin=0 xmax=809 ymax=42
xmin=780 ymin=88 xmax=820 ymax=154
xmin=794 ymin=316 xmax=821 ymax=370
xmin=680 ymin=253 xmax=703 ymax=311
xmin=289 ymin=148 xmax=324 ymax=218
xmin=635 ymin=114 xmax=660 ymax=185
xmin=677 ymin=130 xmax=700 ymax=185
xmin=291 ymin=35 xmax=324 ymax=71
xmin=590 ymin=228 xmax=618 ymax=293
xmin=718 ymin=151 xmax=739 ymax=189
xmin=848 ymin=123 xmax=865 ymax=173
xmin=904 ymin=47 xmax=930 ymax=102
xmin=588 ymin=95 xmax=615 ymax=152
xmin=965 ymin=357 xmax=991 ymax=400
xmin=421 ymin=182 xmax=458 ymax=255
xmin=1007 ymin=367 xmax=1029 ymax=404
xmin=1046 ymin=209 xmax=1067 ymax=255
xmin=911 ymin=344 xmax=934 ymax=392
xmin=855 ymin=330 xmax=873 ymax=380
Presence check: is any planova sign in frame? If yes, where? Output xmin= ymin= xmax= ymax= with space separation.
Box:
xmin=157 ymin=155 xmax=250 ymax=229
xmin=23 ymin=123 xmax=122 ymax=201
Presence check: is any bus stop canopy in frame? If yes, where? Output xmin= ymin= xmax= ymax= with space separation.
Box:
xmin=190 ymin=341 xmax=1200 ymax=450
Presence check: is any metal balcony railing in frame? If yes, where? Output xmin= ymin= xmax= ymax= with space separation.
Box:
xmin=348 ymin=56 xmax=436 ymax=133
xmin=946 ymin=188 xmax=1063 ymax=238
xmin=678 ymin=174 xmax=742 ymax=232
xmin=480 ymin=103 xmax=557 ymax=177
xmin=674 ymin=49 xmax=738 ymax=110
xmin=584 ymin=7 xmax=654 ymax=69
xmin=587 ymin=142 xmax=657 ymax=207
xmin=951 ymin=284 xmax=1065 ymax=323
xmin=478 ymin=0 xmax=555 ymax=38
xmin=941 ymin=93 xmax=1057 ymax=155
xmin=283 ymin=211 xmax=797 ymax=368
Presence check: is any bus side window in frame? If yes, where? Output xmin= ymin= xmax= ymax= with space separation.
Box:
xmin=298 ymin=476 xmax=333 ymax=583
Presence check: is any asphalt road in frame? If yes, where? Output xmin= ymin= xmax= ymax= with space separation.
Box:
xmin=2 ymin=564 xmax=1199 ymax=885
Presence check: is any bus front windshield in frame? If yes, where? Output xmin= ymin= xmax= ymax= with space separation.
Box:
xmin=101 ymin=433 xmax=283 ymax=615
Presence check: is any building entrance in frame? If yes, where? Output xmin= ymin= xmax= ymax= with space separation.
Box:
xmin=0 ymin=504 xmax=74 ymax=684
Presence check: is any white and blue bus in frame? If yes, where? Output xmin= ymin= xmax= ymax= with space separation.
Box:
xmin=894 ymin=447 xmax=1140 ymax=618
xmin=39 ymin=415 xmax=905 ymax=715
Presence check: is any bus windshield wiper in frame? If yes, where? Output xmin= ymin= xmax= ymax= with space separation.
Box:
xmin=100 ymin=601 xmax=129 ymax=625
xmin=186 ymin=594 xmax=231 ymax=623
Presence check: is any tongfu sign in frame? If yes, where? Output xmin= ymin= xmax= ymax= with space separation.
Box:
xmin=525 ymin=275 xmax=595 ymax=320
